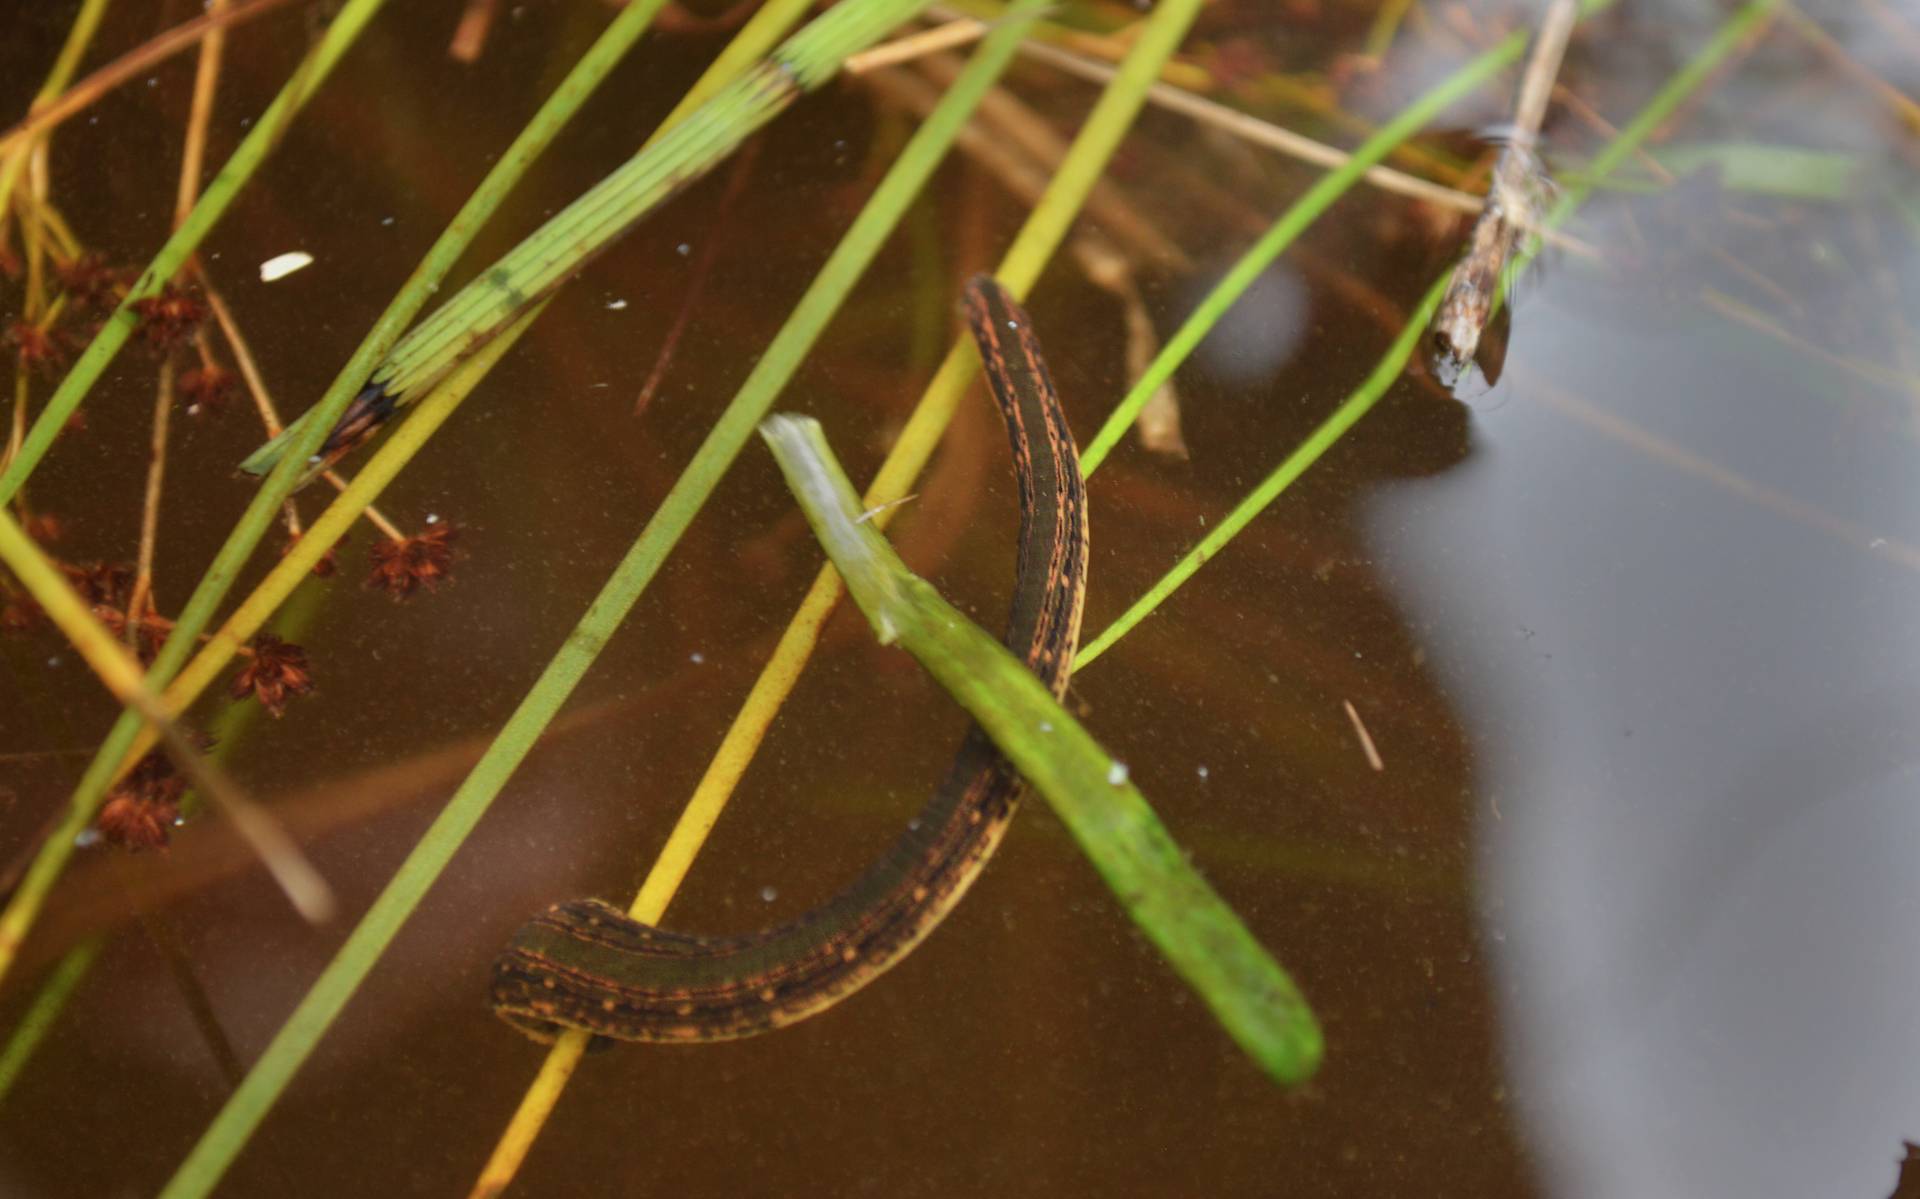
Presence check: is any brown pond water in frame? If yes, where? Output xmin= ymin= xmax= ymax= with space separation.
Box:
xmin=1 ymin=2 xmax=1918 ymax=1196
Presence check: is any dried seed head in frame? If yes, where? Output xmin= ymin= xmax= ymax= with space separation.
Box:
xmin=229 ymin=633 xmax=314 ymax=717
xmin=366 ymin=522 xmax=458 ymax=600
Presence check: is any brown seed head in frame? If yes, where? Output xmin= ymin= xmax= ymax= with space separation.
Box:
xmin=229 ymin=632 xmax=314 ymax=717
xmin=130 ymin=284 xmax=208 ymax=355
xmin=367 ymin=522 xmax=458 ymax=600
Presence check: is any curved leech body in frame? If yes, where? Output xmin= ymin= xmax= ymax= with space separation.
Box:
xmin=489 ymin=275 xmax=1088 ymax=1043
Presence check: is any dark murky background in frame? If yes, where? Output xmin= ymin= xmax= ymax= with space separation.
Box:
xmin=1 ymin=1 xmax=1917 ymax=1196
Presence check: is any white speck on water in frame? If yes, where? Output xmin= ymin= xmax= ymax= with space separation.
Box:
xmin=606 ymin=298 xmax=628 ymax=310
xmin=676 ymin=243 xmax=691 ymax=257
xmin=1106 ymin=761 xmax=1129 ymax=786
xmin=425 ymin=513 xmax=440 ymax=525
xmin=1196 ymin=765 xmax=1209 ymax=779
xmin=689 ymin=652 xmax=705 ymax=664
xmin=906 ymin=818 xmax=922 ymax=832
xmin=759 ymin=885 xmax=778 ymax=903
xmin=74 ymin=829 xmax=101 ymax=849
xmin=1005 ymin=319 xmax=1019 ymax=330
xmin=381 ymin=215 xmax=395 ymax=226
xmin=46 ymin=656 xmax=60 ymax=668
xmin=146 ymin=77 xmax=158 ymax=88
xmin=258 ymin=251 xmax=313 ymax=282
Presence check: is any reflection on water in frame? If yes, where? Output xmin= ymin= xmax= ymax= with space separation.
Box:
xmin=1371 ymin=28 xmax=1920 ymax=1195
xmin=0 ymin=1 xmax=1916 ymax=1196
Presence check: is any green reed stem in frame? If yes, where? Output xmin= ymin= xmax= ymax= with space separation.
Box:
xmin=241 ymin=0 xmax=939 ymax=475
xmin=1074 ymin=0 xmax=1776 ymax=670
xmin=1077 ymin=22 xmax=1541 ymax=474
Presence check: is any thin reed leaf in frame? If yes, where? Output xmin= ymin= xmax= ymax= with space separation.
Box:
xmin=1079 ymin=0 xmax=1619 ymax=475
xmin=241 ymin=0 xmax=941 ymax=476
xmin=1077 ymin=273 xmax=1447 ymax=669
xmin=1077 ymin=34 xmax=1521 ymax=472
xmin=1074 ymin=0 xmax=1779 ymax=670
xmin=0 ymin=938 xmax=102 ymax=1105
xmin=761 ymin=414 xmax=1321 ymax=1084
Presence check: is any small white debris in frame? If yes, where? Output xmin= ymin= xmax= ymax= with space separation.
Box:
xmin=258 ymin=251 xmax=313 ymax=282
xmin=759 ymin=885 xmax=778 ymax=903
xmin=689 ymin=652 xmax=705 ymax=664
xmin=381 ymin=215 xmax=395 ymax=226
xmin=676 ymin=243 xmax=691 ymax=257
xmin=425 ymin=513 xmax=441 ymax=525
xmin=74 ymin=829 xmax=101 ymax=848
xmin=1005 ymin=319 xmax=1019 ymax=330
xmin=1106 ymin=761 xmax=1129 ymax=786
xmin=606 ymin=298 xmax=629 ymax=310
xmin=46 ymin=656 xmax=60 ymax=668
xmin=1196 ymin=765 xmax=1209 ymax=779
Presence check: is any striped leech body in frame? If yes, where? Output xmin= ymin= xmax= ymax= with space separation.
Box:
xmin=488 ymin=276 xmax=1088 ymax=1044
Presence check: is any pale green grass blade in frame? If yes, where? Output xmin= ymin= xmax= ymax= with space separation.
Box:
xmin=1075 ymin=0 xmax=1779 ymax=670
xmin=1078 ymin=272 xmax=1447 ymax=669
xmin=242 ymin=0 xmax=939 ymax=476
xmin=157 ymin=11 xmax=1047 ymax=1194
xmin=760 ymin=414 xmax=1321 ymax=1086
xmin=1077 ymin=22 xmax=1541 ymax=474
xmin=1080 ymin=0 xmax=1623 ymax=474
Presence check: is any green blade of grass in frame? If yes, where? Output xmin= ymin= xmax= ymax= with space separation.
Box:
xmin=157 ymin=7 xmax=1049 ymax=1194
xmin=760 ymin=413 xmax=1321 ymax=1085
xmin=1079 ymin=0 xmax=1616 ymax=475
xmin=241 ymin=0 xmax=940 ymax=476
xmin=1074 ymin=0 xmax=1778 ymax=671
